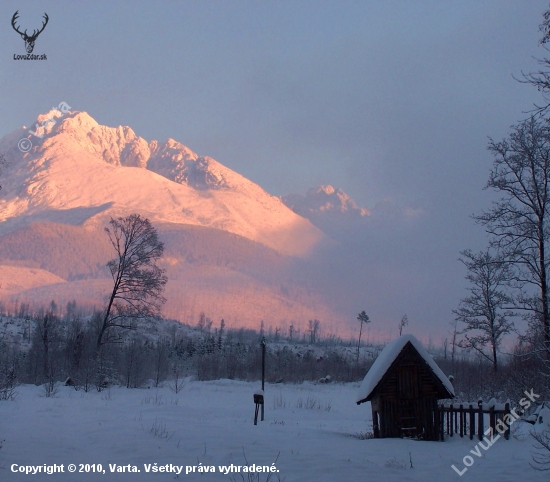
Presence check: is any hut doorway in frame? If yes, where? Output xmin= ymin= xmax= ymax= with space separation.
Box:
xmin=397 ymin=364 xmax=420 ymax=438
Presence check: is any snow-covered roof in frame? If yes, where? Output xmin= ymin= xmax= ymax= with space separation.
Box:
xmin=356 ymin=334 xmax=454 ymax=404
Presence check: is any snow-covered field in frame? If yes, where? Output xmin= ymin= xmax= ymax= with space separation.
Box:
xmin=0 ymin=380 xmax=547 ymax=481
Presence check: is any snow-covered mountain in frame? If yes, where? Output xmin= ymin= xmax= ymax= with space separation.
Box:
xmin=283 ymin=185 xmax=369 ymax=218
xmin=0 ymin=110 xmax=323 ymax=256
xmin=0 ymin=111 xmax=346 ymax=331
xmin=282 ymin=185 xmax=370 ymax=236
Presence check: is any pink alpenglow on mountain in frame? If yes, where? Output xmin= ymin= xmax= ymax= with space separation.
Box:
xmin=0 ymin=111 xmax=323 ymax=256
xmin=0 ymin=111 xmax=347 ymax=331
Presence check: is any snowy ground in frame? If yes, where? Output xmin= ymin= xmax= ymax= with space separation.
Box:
xmin=0 ymin=380 xmax=548 ymax=481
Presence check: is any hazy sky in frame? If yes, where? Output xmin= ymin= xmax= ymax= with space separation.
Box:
xmin=1 ymin=1 xmax=549 ymax=341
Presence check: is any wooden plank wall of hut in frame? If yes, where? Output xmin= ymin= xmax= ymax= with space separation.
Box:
xmin=378 ymin=345 xmax=444 ymax=400
xmin=379 ymin=398 xmax=441 ymax=440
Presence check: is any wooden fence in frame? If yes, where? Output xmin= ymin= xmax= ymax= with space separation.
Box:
xmin=438 ymin=402 xmax=512 ymax=441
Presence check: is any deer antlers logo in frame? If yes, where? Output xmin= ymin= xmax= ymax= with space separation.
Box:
xmin=11 ymin=11 xmax=49 ymax=54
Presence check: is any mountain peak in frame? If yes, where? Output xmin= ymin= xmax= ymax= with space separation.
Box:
xmin=48 ymin=111 xmax=240 ymax=190
xmin=52 ymin=111 xmax=99 ymax=137
xmin=313 ymin=185 xmax=335 ymax=196
xmin=281 ymin=185 xmax=370 ymax=238
xmin=0 ymin=110 xmax=324 ymax=257
xmin=284 ymin=185 xmax=370 ymax=218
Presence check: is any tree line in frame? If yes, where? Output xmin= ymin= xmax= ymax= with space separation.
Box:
xmin=0 ymin=305 xmax=376 ymax=396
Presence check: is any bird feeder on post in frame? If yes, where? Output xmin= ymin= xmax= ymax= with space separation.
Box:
xmin=253 ymin=390 xmax=264 ymax=425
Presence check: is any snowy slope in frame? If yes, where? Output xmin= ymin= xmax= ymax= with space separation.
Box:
xmin=0 ymin=220 xmax=343 ymax=331
xmin=0 ymin=265 xmax=66 ymax=295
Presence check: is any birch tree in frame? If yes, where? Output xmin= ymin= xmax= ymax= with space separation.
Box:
xmin=96 ymin=214 xmax=167 ymax=349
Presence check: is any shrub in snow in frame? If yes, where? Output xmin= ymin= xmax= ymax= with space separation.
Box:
xmin=148 ymin=418 xmax=175 ymax=441
xmin=169 ymin=372 xmax=185 ymax=394
xmin=272 ymin=391 xmax=286 ymax=409
xmin=228 ymin=449 xmax=284 ymax=482
xmin=40 ymin=379 xmax=59 ymax=398
xmin=295 ymin=395 xmax=331 ymax=411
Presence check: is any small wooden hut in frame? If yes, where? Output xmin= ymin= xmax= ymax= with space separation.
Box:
xmin=356 ymin=334 xmax=454 ymax=441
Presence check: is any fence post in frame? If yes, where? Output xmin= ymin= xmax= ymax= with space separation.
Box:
xmin=455 ymin=405 xmax=458 ymax=435
xmin=469 ymin=404 xmax=474 ymax=440
xmin=459 ymin=404 xmax=463 ymax=437
xmin=489 ymin=405 xmax=495 ymax=435
xmin=440 ymin=404 xmax=444 ymax=441
xmin=504 ymin=402 xmax=510 ymax=440
xmin=450 ymin=404 xmax=454 ymax=437
xmin=433 ymin=402 xmax=438 ymax=441
xmin=478 ymin=401 xmax=483 ymax=441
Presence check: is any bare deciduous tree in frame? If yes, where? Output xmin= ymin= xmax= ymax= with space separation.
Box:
xmin=449 ymin=318 xmax=459 ymax=370
xmin=475 ymin=117 xmax=550 ymax=358
xmin=152 ymin=337 xmax=170 ymax=387
xmin=0 ymin=333 xmax=19 ymax=401
xmin=33 ymin=306 xmax=62 ymax=383
xmin=122 ymin=336 xmax=148 ymax=388
xmin=398 ymin=314 xmax=409 ymax=336
xmin=518 ymin=6 xmax=550 ymax=116
xmin=453 ymin=250 xmax=514 ymax=372
xmin=96 ymin=214 xmax=167 ymax=349
xmin=308 ymin=319 xmax=320 ymax=344
xmin=356 ymin=311 xmax=370 ymax=364
xmin=288 ymin=324 xmax=295 ymax=342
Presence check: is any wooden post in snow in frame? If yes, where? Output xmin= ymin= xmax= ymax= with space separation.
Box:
xmin=478 ymin=401 xmax=484 ymax=441
xmin=504 ymin=402 xmax=510 ymax=440
xmin=261 ymin=337 xmax=266 ymax=422
xmin=469 ymin=404 xmax=474 ymax=440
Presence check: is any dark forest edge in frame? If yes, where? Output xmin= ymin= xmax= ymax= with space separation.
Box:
xmin=0 ymin=300 xmax=548 ymax=405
